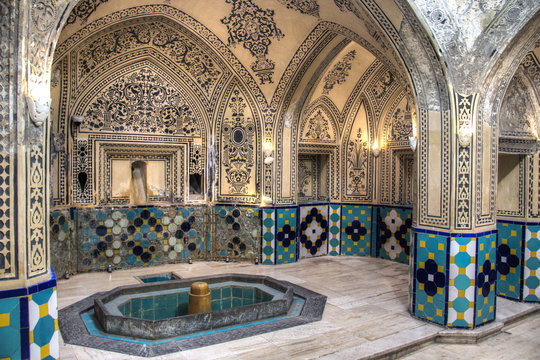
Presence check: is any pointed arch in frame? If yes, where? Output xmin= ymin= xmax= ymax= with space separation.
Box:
xmin=214 ymin=79 xmax=263 ymax=204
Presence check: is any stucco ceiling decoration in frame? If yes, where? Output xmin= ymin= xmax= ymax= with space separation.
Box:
xmin=409 ymin=0 xmax=540 ymax=93
xmin=221 ymin=0 xmax=285 ymax=85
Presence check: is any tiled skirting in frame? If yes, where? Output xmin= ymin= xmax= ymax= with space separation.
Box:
xmin=410 ymin=227 xmax=498 ymax=328
xmin=0 ymin=269 xmax=58 ymax=359
xmin=497 ymin=220 xmax=540 ymax=303
xmin=50 ymin=204 xmax=414 ymax=276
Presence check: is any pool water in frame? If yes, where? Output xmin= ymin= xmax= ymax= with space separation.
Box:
xmin=117 ymin=285 xmax=276 ymax=320
xmin=137 ymin=273 xmax=180 ymax=283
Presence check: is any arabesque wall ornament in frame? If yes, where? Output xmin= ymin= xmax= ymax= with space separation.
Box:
xmin=323 ymin=50 xmax=356 ymax=94
xmin=221 ymin=0 xmax=284 ymax=84
xmin=221 ymin=89 xmax=256 ymax=194
xmin=83 ymin=68 xmax=199 ymax=136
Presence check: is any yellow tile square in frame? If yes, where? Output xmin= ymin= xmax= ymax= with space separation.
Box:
xmin=509 ymin=285 xmax=515 ymax=292
xmin=354 ymin=217 xmax=358 ymax=220
xmin=459 ymin=268 xmax=466 ymax=275
xmin=479 ymin=243 xmax=484 ymax=251
xmin=438 ymin=243 xmax=445 ymax=251
xmin=348 ymin=210 xmax=352 ymax=214
xmin=0 ymin=313 xmax=9 ymax=327
xmin=278 ymin=255 xmax=282 ymax=259
xmin=361 ymin=210 xmax=365 ymax=215
xmin=41 ymin=344 xmax=49 ymax=358
xmin=279 ymin=214 xmax=283 ymax=218
xmin=459 ymin=245 xmax=467 ymax=252
xmin=420 ymin=241 xmax=426 ymax=247
xmin=436 ymin=309 xmax=442 ymax=316
xmin=428 ymin=253 xmax=434 ymax=260
xmin=438 ymin=265 xmax=443 ymax=272
xmin=511 ymin=230 xmax=517 ymax=237
xmin=39 ymin=303 xmax=48 ymax=318
xmin=457 ymin=312 xmax=464 ymax=319
xmin=458 ymin=290 xmax=465 ymax=297
xmin=418 ymin=304 xmax=424 ymax=311
xmin=291 ymin=213 xmax=295 ymax=218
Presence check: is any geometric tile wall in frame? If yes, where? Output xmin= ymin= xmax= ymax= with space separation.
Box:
xmin=261 ymin=208 xmax=276 ymax=264
xmin=328 ymin=204 xmax=341 ymax=256
xmin=50 ymin=209 xmax=77 ymax=278
xmin=340 ymin=205 xmax=372 ymax=256
xmin=524 ymin=225 xmax=540 ymax=302
xmin=213 ymin=206 xmax=260 ymax=261
xmin=298 ymin=205 xmax=328 ymax=259
xmin=51 ymin=204 xmax=418 ymax=273
xmin=495 ymin=220 xmax=540 ymax=303
xmin=0 ymin=270 xmax=58 ymax=360
xmin=475 ymin=232 xmax=497 ymax=326
xmin=412 ymin=231 xmax=448 ymax=326
xmin=412 ymin=228 xmax=499 ymax=328
xmin=447 ymin=235 xmax=476 ymax=327
xmin=378 ymin=206 xmax=412 ymax=264
xmin=275 ymin=207 xmax=297 ymax=264
xmin=78 ymin=206 xmax=207 ymax=271
xmin=497 ymin=221 xmax=523 ymax=300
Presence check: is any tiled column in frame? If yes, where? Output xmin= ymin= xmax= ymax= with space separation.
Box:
xmin=410 ymin=91 xmax=498 ymax=328
xmin=0 ymin=1 xmax=60 ymax=357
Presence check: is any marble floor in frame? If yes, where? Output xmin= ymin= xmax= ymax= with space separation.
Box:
xmin=57 ymin=256 xmax=540 ymax=359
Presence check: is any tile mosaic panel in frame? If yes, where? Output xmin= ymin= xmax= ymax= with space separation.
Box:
xmin=414 ymin=232 xmax=447 ymax=326
xmin=0 ymin=297 xmax=20 ymax=359
xmin=213 ymin=206 xmax=260 ymax=261
xmin=276 ymin=208 xmax=297 ymax=264
xmin=408 ymin=231 xmax=416 ymax=313
xmin=328 ymin=205 xmax=341 ymax=256
xmin=448 ymin=236 xmax=476 ymax=328
xmin=340 ymin=205 xmax=371 ymax=256
xmin=475 ymin=233 xmax=497 ymax=325
xmin=78 ymin=206 xmax=207 ymax=271
xmin=524 ymin=226 xmax=540 ymax=302
xmin=379 ymin=207 xmax=412 ymax=264
xmin=50 ymin=209 xmax=77 ymax=278
xmin=29 ymin=287 xmax=59 ymax=360
xmin=261 ymin=208 xmax=275 ymax=264
xmin=497 ymin=222 xmax=523 ymax=300
xmin=299 ymin=205 xmax=328 ymax=259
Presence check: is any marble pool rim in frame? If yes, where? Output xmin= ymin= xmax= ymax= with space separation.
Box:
xmin=58 ymin=274 xmax=327 ymax=357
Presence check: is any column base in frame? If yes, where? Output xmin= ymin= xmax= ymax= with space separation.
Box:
xmin=0 ymin=269 xmax=58 ymax=359
xmin=410 ymin=227 xmax=498 ymax=328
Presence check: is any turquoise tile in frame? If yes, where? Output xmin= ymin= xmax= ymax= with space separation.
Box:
xmin=222 ymin=286 xmax=231 ymax=298
xmin=142 ymin=297 xmax=154 ymax=310
xmin=414 ymin=232 xmax=447 ymax=325
xmin=497 ymin=222 xmax=522 ymax=300
xmin=341 ymin=205 xmax=372 ymax=257
xmin=232 ymin=287 xmax=242 ymax=298
xmin=475 ymin=233 xmax=497 ymax=325
xmin=276 ymin=208 xmax=297 ymax=264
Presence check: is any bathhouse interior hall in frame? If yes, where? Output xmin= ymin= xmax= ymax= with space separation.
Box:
xmin=1 ymin=0 xmax=540 ymax=358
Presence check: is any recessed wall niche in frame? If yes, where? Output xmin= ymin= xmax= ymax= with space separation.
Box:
xmin=497 ymin=154 xmax=525 ymax=217
xmin=298 ymin=153 xmax=330 ymax=203
xmin=96 ymin=142 xmax=187 ymax=205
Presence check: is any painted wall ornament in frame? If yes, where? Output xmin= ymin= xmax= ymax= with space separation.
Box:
xmin=278 ymin=0 xmax=319 ymax=17
xmin=77 ymin=21 xmax=221 ymax=94
xmin=222 ymin=90 xmax=256 ymax=194
xmin=221 ymin=0 xmax=284 ymax=84
xmin=323 ymin=50 xmax=356 ymax=94
xmin=66 ymin=0 xmax=109 ymax=25
xmin=347 ymin=128 xmax=368 ymax=194
xmin=303 ymin=110 xmax=331 ymax=141
xmin=83 ymin=68 xmax=200 ymax=136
